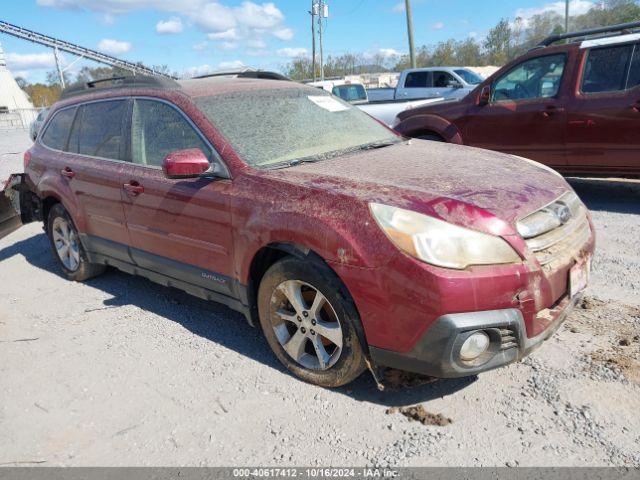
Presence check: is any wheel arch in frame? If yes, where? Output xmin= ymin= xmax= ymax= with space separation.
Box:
xmin=398 ymin=113 xmax=463 ymax=144
xmin=244 ymin=242 xmax=371 ymax=358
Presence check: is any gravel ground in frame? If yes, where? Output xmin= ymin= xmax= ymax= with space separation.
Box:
xmin=0 ymin=130 xmax=639 ymax=467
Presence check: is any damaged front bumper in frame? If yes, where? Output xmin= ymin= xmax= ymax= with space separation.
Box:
xmin=369 ymin=293 xmax=580 ymax=378
xmin=0 ymin=174 xmax=38 ymax=240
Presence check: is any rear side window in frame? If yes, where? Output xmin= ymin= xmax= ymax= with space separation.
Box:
xmin=40 ymin=107 xmax=76 ymax=151
xmin=404 ymin=72 xmax=431 ymax=88
xmin=131 ymin=99 xmax=210 ymax=167
xmin=332 ymin=84 xmax=367 ymax=103
xmin=582 ymin=44 xmax=633 ymax=93
xmin=68 ymin=100 xmax=128 ymax=160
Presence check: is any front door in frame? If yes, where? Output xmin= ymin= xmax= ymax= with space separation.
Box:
xmin=120 ymin=98 xmax=235 ymax=297
xmin=465 ymin=53 xmax=570 ymax=167
xmin=567 ymin=42 xmax=640 ymax=172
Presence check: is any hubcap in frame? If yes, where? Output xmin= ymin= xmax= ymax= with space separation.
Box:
xmin=52 ymin=217 xmax=80 ymax=272
xmin=270 ymin=280 xmax=343 ymax=371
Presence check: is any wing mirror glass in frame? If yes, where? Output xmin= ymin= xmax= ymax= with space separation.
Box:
xmin=478 ymin=85 xmax=492 ymax=106
xmin=162 ymin=148 xmax=211 ymax=179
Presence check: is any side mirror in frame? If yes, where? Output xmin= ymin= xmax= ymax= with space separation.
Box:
xmin=478 ymin=85 xmax=491 ymax=106
xmin=162 ymin=148 xmax=211 ymax=179
xmin=448 ymin=80 xmax=463 ymax=89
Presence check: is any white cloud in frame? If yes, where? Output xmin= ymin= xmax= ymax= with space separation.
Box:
xmin=156 ymin=17 xmax=183 ymax=34
xmin=277 ymin=47 xmax=307 ymax=58
xmin=234 ymin=1 xmax=283 ymax=29
xmin=5 ymin=52 xmax=56 ymax=70
xmin=392 ymin=2 xmax=405 ymax=13
xmin=218 ymin=60 xmax=245 ymax=69
xmin=183 ymin=64 xmax=213 ymax=78
xmin=515 ymin=0 xmax=593 ymax=25
xmin=218 ymin=41 xmax=239 ymax=51
xmin=246 ymin=38 xmax=267 ymax=49
xmin=378 ymin=48 xmax=401 ymax=58
xmin=37 ymin=0 xmax=295 ymax=46
xmin=272 ymin=27 xmax=294 ymax=41
xmin=432 ymin=21 xmax=445 ymax=30
xmin=207 ymin=28 xmax=240 ymax=40
xmin=98 ymin=38 xmax=132 ymax=55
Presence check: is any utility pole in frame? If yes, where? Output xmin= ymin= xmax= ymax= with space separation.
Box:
xmin=565 ymin=0 xmax=570 ymax=33
xmin=318 ymin=0 xmax=328 ymax=81
xmin=310 ymin=0 xmax=318 ymax=81
xmin=405 ymin=0 xmax=416 ymax=68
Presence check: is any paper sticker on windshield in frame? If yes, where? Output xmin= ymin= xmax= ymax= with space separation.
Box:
xmin=308 ymin=96 xmax=350 ymax=112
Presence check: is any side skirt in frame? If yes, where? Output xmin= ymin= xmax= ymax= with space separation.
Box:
xmin=85 ymin=250 xmax=253 ymax=324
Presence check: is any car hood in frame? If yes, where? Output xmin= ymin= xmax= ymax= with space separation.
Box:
xmin=267 ymin=140 xmax=571 ymax=234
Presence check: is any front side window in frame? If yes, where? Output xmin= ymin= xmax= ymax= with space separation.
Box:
xmin=40 ymin=107 xmax=76 ymax=151
xmin=432 ymin=71 xmax=456 ymax=88
xmin=404 ymin=72 xmax=431 ymax=88
xmin=193 ymin=87 xmax=399 ymax=168
xmin=493 ymin=54 xmax=566 ymax=102
xmin=582 ymin=44 xmax=633 ymax=93
xmin=68 ymin=100 xmax=127 ymax=160
xmin=131 ymin=99 xmax=211 ymax=167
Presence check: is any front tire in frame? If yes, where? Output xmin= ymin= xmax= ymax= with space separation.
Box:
xmin=257 ymin=257 xmax=366 ymax=388
xmin=47 ymin=203 xmax=106 ymax=282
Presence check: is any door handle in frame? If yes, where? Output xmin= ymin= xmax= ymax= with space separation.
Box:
xmin=60 ymin=167 xmax=75 ymax=179
xmin=123 ymin=182 xmax=144 ymax=195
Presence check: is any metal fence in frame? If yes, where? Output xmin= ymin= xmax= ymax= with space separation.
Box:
xmin=0 ymin=108 xmax=40 ymax=130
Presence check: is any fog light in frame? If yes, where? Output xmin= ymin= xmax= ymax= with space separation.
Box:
xmin=460 ymin=331 xmax=490 ymax=361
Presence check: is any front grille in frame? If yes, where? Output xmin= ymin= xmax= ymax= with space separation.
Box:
xmin=518 ymin=192 xmax=592 ymax=269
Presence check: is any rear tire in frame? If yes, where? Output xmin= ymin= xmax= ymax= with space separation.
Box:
xmin=257 ymin=256 xmax=366 ymax=388
xmin=46 ymin=203 xmax=106 ymax=282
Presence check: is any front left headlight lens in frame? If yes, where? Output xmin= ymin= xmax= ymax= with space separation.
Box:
xmin=370 ymin=203 xmax=521 ymax=270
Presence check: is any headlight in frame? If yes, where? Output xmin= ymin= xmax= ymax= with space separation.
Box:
xmin=370 ymin=203 xmax=521 ymax=269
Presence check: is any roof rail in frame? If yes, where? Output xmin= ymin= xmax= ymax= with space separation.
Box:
xmin=60 ymin=75 xmax=181 ymax=100
xmin=538 ymin=21 xmax=640 ymax=47
xmin=193 ymin=67 xmax=290 ymax=81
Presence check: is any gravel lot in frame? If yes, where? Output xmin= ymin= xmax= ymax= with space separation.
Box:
xmin=0 ymin=129 xmax=639 ymax=467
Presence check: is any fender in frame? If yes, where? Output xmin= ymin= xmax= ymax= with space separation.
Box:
xmin=237 ymin=209 xmax=387 ymax=286
xmin=399 ymin=113 xmax=464 ymax=144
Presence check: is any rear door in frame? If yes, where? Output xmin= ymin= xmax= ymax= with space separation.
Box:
xmin=397 ymin=71 xmax=435 ymax=100
xmin=567 ymin=42 xmax=640 ymax=171
xmin=120 ymin=98 xmax=235 ymax=296
xmin=464 ymin=53 xmax=569 ymax=167
xmin=63 ymin=99 xmax=132 ymax=261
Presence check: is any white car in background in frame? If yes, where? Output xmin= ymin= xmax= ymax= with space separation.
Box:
xmin=29 ymin=108 xmax=48 ymax=141
xmin=309 ymin=79 xmax=443 ymax=127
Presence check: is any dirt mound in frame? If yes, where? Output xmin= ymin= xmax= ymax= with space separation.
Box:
xmin=386 ymin=405 xmax=452 ymax=427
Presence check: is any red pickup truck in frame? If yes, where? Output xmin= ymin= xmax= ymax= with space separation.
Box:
xmin=395 ymin=22 xmax=640 ymax=177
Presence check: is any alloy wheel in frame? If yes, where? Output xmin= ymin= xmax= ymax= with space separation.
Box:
xmin=269 ymin=280 xmax=343 ymax=371
xmin=52 ymin=216 xmax=80 ymax=272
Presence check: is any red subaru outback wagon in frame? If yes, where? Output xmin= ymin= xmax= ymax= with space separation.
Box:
xmin=1 ymin=75 xmax=595 ymax=387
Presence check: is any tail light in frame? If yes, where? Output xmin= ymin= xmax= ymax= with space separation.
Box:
xmin=23 ymin=150 xmax=32 ymax=170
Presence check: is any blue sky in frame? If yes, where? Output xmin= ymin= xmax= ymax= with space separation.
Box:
xmin=0 ymin=0 xmax=594 ymax=82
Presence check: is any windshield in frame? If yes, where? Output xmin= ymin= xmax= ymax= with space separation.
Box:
xmin=454 ymin=69 xmax=483 ymax=85
xmin=194 ymin=87 xmax=398 ymax=168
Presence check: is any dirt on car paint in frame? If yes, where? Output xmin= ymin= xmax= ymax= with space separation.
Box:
xmin=386 ymin=405 xmax=453 ymax=427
